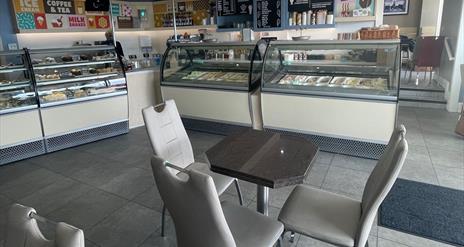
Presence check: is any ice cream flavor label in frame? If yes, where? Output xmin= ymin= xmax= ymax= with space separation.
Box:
xmin=46 ymin=14 xmax=69 ymax=29
xmin=34 ymin=13 xmax=47 ymax=29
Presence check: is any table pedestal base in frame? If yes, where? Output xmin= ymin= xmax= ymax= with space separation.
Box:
xmin=257 ymin=185 xmax=269 ymax=216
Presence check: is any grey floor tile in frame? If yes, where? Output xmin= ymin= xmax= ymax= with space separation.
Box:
xmin=98 ymin=167 xmax=155 ymax=200
xmin=378 ymin=227 xmax=456 ymax=247
xmin=297 ymin=235 xmax=377 ymax=247
xmin=138 ymin=217 xmax=177 ymax=247
xmin=0 ymin=195 xmax=12 ymax=209
xmin=0 ymin=160 xmax=41 ymax=185
xmin=304 ymin=163 xmax=329 ymax=188
xmin=246 ymin=200 xmax=282 ymax=220
xmin=433 ymin=166 xmax=464 ymax=190
xmin=18 ymin=177 xmax=92 ymax=215
xmin=28 ymin=148 xmax=111 ymax=177
xmin=0 ymin=167 xmax=65 ymax=201
xmin=427 ymin=147 xmax=464 ymax=169
xmin=405 ymin=145 xmax=432 ymax=163
xmin=132 ymin=186 xmax=164 ymax=213
xmin=220 ymin=192 xmax=250 ymax=207
xmin=377 ymin=238 xmax=409 ymax=247
xmin=85 ymin=240 xmax=101 ymax=247
xmin=268 ymin=185 xmax=296 ymax=208
xmin=331 ymin=154 xmax=377 ymax=173
xmin=422 ymin=131 xmax=464 ymax=153
xmin=403 ymin=129 xmax=427 ymax=147
xmin=398 ymin=159 xmax=439 ymax=185
xmin=224 ymin=179 xmax=257 ymax=204
xmin=46 ymin=188 xmax=129 ymax=230
xmin=69 ymin=161 xmax=135 ymax=188
xmin=315 ymin=152 xmax=334 ymax=165
xmin=87 ymin=202 xmax=161 ymax=247
xmin=321 ymin=166 xmax=370 ymax=200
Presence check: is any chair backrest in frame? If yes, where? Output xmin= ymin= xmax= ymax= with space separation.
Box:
xmin=142 ymin=100 xmax=195 ymax=175
xmin=413 ymin=36 xmax=445 ymax=67
xmin=5 ymin=204 xmax=84 ymax=247
xmin=150 ymin=155 xmax=236 ymax=247
xmin=356 ymin=125 xmax=408 ymax=247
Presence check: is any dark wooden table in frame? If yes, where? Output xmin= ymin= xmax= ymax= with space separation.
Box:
xmin=206 ymin=129 xmax=319 ymax=215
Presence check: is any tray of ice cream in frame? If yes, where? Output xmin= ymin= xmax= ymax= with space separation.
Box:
xmin=329 ymin=77 xmax=387 ymax=90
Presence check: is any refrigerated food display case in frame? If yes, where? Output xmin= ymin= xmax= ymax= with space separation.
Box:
xmin=160 ymin=41 xmax=267 ymax=132
xmin=0 ymin=49 xmax=45 ymax=165
xmin=29 ymin=46 xmax=129 ymax=152
xmin=260 ymin=40 xmax=401 ymax=158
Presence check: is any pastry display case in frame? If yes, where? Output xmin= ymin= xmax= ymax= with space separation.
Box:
xmin=0 ymin=49 xmax=44 ymax=165
xmin=29 ymin=46 xmax=129 ymax=153
xmin=260 ymin=40 xmax=401 ymax=159
xmin=161 ymin=41 xmax=266 ymax=130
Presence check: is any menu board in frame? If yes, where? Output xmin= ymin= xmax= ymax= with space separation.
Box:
xmin=237 ymin=0 xmax=253 ymax=14
xmin=288 ymin=0 xmax=311 ymax=12
xmin=12 ymin=0 xmax=110 ymax=31
xmin=255 ymin=0 xmax=282 ymax=29
xmin=217 ymin=0 xmax=236 ymax=16
xmin=311 ymin=0 xmax=334 ymax=11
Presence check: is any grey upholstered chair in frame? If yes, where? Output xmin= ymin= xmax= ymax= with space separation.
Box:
xmin=5 ymin=204 xmax=85 ymax=247
xmin=151 ymin=155 xmax=284 ymax=247
xmin=142 ymin=100 xmax=243 ymax=236
xmin=278 ymin=125 xmax=408 ymax=247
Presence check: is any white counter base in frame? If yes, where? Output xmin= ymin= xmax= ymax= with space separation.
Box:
xmin=162 ymin=86 xmax=252 ymax=126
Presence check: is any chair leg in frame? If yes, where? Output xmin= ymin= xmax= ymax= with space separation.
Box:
xmin=429 ymin=67 xmax=433 ymax=84
xmin=365 ymin=240 xmax=369 ymax=247
xmin=161 ymin=204 xmax=166 ymax=237
xmin=289 ymin=231 xmax=295 ymax=243
xmin=276 ymin=236 xmax=283 ymax=247
xmin=408 ymin=65 xmax=413 ymax=84
xmin=234 ymin=179 xmax=244 ymax=206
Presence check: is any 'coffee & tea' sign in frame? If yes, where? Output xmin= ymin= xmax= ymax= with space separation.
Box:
xmin=44 ymin=0 xmax=75 ymax=14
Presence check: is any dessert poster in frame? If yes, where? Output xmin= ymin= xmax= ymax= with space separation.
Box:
xmin=335 ymin=0 xmax=355 ymax=17
xmin=68 ymin=15 xmax=86 ymax=28
xmin=87 ymin=15 xmax=96 ymax=28
xmin=44 ymin=0 xmax=75 ymax=14
xmin=34 ymin=13 xmax=47 ymax=29
xmin=13 ymin=0 xmax=45 ymax=13
xmin=46 ymin=14 xmax=69 ymax=29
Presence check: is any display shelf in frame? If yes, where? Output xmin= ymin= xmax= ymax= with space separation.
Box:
xmin=36 ymin=73 xmax=119 ymax=86
xmin=116 ymin=25 xmax=217 ymax=32
xmin=335 ymin=16 xmax=376 ymax=23
xmin=0 ymin=81 xmax=33 ymax=91
xmin=40 ymin=91 xmax=127 ymax=108
xmin=287 ymin=24 xmax=336 ymax=29
xmin=18 ymin=29 xmax=106 ymax=34
xmin=0 ymin=66 xmax=28 ymax=73
xmin=34 ymin=60 xmax=116 ymax=70
xmin=0 ymin=104 xmax=38 ymax=115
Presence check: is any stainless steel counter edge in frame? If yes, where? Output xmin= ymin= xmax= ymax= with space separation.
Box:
xmin=126 ymin=67 xmax=161 ymax=74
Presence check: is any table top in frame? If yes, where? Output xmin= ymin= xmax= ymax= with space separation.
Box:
xmin=206 ymin=129 xmax=319 ymax=188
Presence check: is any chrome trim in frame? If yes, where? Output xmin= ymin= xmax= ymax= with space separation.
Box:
xmin=0 ymin=67 xmax=28 ymax=73
xmin=269 ymin=39 xmax=400 ymax=45
xmin=0 ymin=81 xmax=33 ymax=90
xmin=261 ymin=88 xmax=398 ymax=102
xmin=168 ymin=41 xmax=258 ymax=48
xmin=161 ymin=82 xmax=248 ymax=92
xmin=37 ymin=73 xmax=120 ymax=86
xmin=0 ymin=105 xmax=38 ymax=115
xmin=180 ymin=114 xmax=252 ymax=127
xmin=40 ymin=91 xmax=127 ymax=108
xmin=33 ymin=60 xmax=116 ymax=70
xmin=29 ymin=46 xmax=114 ymax=54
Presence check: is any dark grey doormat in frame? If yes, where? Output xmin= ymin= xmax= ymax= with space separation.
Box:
xmin=379 ymin=179 xmax=464 ymax=246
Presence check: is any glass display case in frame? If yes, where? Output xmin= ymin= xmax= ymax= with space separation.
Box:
xmin=261 ymin=40 xmax=401 ymax=101
xmin=161 ymin=41 xmax=265 ymax=91
xmin=0 ymin=50 xmax=36 ymax=114
xmin=29 ymin=46 xmax=126 ymax=107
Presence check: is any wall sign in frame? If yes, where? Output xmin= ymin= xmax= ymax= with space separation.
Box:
xmin=44 ymin=0 xmax=75 ymax=14
xmin=46 ymin=14 xmax=69 ymax=29
xmin=111 ymin=3 xmax=120 ymax=16
xmin=68 ymin=15 xmax=86 ymax=28
xmin=255 ymin=0 xmax=282 ymax=29
xmin=237 ymin=0 xmax=253 ymax=15
xmin=13 ymin=0 xmax=45 ymax=13
xmin=288 ymin=0 xmax=310 ymax=12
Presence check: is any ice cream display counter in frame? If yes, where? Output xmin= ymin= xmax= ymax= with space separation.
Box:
xmin=1 ymin=46 xmax=129 ymax=165
xmin=0 ymin=49 xmax=44 ymax=164
xmin=28 ymin=46 xmax=129 ymax=152
xmin=260 ymin=40 xmax=401 ymax=158
xmin=160 ymin=41 xmax=266 ymax=132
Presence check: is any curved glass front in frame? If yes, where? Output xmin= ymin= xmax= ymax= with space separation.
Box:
xmin=262 ymin=41 xmax=401 ymax=101
xmin=161 ymin=42 xmax=264 ymax=91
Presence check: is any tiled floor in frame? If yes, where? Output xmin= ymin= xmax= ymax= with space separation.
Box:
xmin=0 ymin=107 xmax=463 ymax=247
